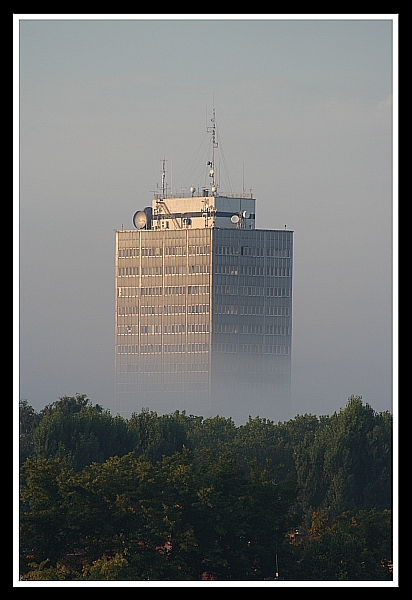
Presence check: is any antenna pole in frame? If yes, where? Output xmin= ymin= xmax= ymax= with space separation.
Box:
xmin=207 ymin=103 xmax=218 ymax=195
xmin=161 ymin=159 xmax=166 ymax=198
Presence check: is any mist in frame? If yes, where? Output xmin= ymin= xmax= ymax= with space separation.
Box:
xmin=17 ymin=16 xmax=395 ymax=421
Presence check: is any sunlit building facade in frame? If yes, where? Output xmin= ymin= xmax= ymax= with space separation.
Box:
xmin=115 ymin=189 xmax=293 ymax=424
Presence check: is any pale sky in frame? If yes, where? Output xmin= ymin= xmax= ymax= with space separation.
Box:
xmin=16 ymin=15 xmax=397 ymax=420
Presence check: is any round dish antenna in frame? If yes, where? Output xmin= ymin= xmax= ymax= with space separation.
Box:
xmin=230 ymin=214 xmax=240 ymax=224
xmin=133 ymin=210 xmax=148 ymax=229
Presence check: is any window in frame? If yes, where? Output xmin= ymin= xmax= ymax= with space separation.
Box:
xmin=240 ymin=247 xmax=264 ymax=257
xmin=164 ymin=246 xmax=186 ymax=256
xmin=164 ymin=324 xmax=186 ymax=334
xmin=140 ymin=287 xmax=162 ymax=296
xmin=188 ymin=304 xmax=210 ymax=314
xmin=118 ymin=287 xmax=138 ymax=297
xmin=141 ymin=247 xmax=162 ymax=257
xmin=165 ymin=265 xmax=186 ymax=275
xmin=118 ymin=267 xmax=139 ymax=276
xmin=188 ymin=245 xmax=210 ymax=255
xmin=266 ymin=306 xmax=290 ymax=317
xmin=240 ymin=286 xmax=264 ymax=296
xmin=187 ymin=323 xmax=209 ymax=333
xmin=214 ymin=285 xmax=238 ymax=295
xmin=239 ymin=344 xmax=264 ymax=354
xmin=266 ymin=288 xmax=291 ymax=297
xmin=140 ymin=306 xmax=162 ymax=315
xmin=240 ymin=306 xmax=264 ymax=316
xmin=215 ymin=305 xmax=238 ymax=315
xmin=187 ymin=343 xmax=209 ymax=353
xmin=189 ymin=264 xmax=210 ymax=275
xmin=118 ymin=248 xmax=139 ymax=258
xmin=164 ymin=344 xmax=185 ymax=353
xmin=240 ymin=324 xmax=263 ymax=334
xmin=164 ymin=305 xmax=186 ymax=315
xmin=140 ymin=344 xmax=162 ymax=354
xmin=118 ymin=306 xmax=139 ymax=316
xmin=164 ymin=286 xmax=186 ymax=295
xmin=265 ymin=345 xmax=290 ymax=355
xmin=216 ymin=246 xmax=237 ymax=256
xmin=215 ymin=324 xmax=238 ymax=334
xmin=141 ymin=266 xmax=162 ymax=276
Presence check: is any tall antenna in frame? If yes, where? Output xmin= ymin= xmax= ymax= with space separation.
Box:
xmin=161 ymin=158 xmax=166 ymax=198
xmin=207 ymin=104 xmax=218 ymax=195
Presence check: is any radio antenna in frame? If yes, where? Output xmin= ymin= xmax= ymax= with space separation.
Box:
xmin=207 ymin=103 xmax=218 ymax=195
xmin=161 ymin=158 xmax=166 ymax=198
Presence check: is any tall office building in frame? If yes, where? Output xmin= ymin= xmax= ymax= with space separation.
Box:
xmin=115 ymin=121 xmax=293 ymax=424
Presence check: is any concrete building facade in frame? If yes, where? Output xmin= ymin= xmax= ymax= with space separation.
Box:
xmin=115 ymin=190 xmax=293 ymax=424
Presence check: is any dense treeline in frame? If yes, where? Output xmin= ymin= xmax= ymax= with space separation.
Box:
xmin=19 ymin=394 xmax=393 ymax=581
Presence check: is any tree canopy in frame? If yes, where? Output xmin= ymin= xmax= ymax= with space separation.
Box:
xmin=19 ymin=394 xmax=393 ymax=581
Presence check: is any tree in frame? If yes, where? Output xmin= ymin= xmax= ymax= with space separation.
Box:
xmin=40 ymin=393 xmax=102 ymax=416
xmin=20 ymin=457 xmax=75 ymax=574
xmin=33 ymin=402 xmax=138 ymax=471
xmin=129 ymin=409 xmax=190 ymax=464
xmin=19 ymin=393 xmax=393 ymax=580
xmin=19 ymin=400 xmax=41 ymax=464
xmin=292 ymin=397 xmax=392 ymax=519
xmin=294 ymin=509 xmax=393 ymax=580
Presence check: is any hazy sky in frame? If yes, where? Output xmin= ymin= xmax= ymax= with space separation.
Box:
xmin=16 ymin=15 xmax=397 ymax=420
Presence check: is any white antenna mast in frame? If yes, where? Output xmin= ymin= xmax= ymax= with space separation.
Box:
xmin=207 ymin=103 xmax=218 ymax=195
xmin=161 ymin=158 xmax=166 ymax=198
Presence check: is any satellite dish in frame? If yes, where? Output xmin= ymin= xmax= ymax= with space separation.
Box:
xmin=242 ymin=210 xmax=250 ymax=219
xmin=143 ymin=206 xmax=152 ymax=226
xmin=231 ymin=214 xmax=240 ymax=224
xmin=133 ymin=210 xmax=148 ymax=229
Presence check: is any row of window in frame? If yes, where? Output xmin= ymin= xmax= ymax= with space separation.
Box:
xmin=118 ymin=245 xmax=210 ymax=258
xmin=142 ymin=363 xmax=210 ymax=373
xmin=265 ymin=267 xmax=291 ymax=277
xmin=118 ymin=305 xmax=290 ymax=317
xmin=117 ymin=344 xmax=210 ymax=354
xmin=119 ymin=285 xmax=210 ymax=297
xmin=215 ymin=247 xmax=291 ymax=257
xmin=118 ymin=285 xmax=210 ymax=298
xmin=135 ymin=305 xmax=201 ymax=315
xmin=119 ymin=265 xmax=211 ymax=276
xmin=215 ymin=344 xmax=290 ymax=355
xmin=119 ymin=286 xmax=290 ymax=298
xmin=143 ymin=304 xmax=209 ymax=315
xmin=118 ymin=324 xmax=289 ymax=336
xmin=215 ymin=286 xmax=291 ymax=297
xmin=117 ymin=362 xmax=287 ymax=374
xmin=118 ymin=246 xmax=291 ymax=259
xmin=211 ymin=265 xmax=291 ymax=276
xmin=118 ymin=264 xmax=290 ymax=277
xmin=119 ymin=343 xmax=281 ymax=355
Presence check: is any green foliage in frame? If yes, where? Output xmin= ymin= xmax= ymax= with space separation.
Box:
xmin=128 ymin=409 xmax=191 ymax=463
xmin=20 ymin=449 xmax=297 ymax=581
xmin=20 ymin=457 xmax=75 ymax=569
xmin=292 ymin=396 xmax=392 ymax=518
xmin=292 ymin=508 xmax=393 ymax=581
xmin=19 ymin=394 xmax=393 ymax=581
xmin=19 ymin=400 xmax=41 ymax=464
xmin=22 ymin=559 xmax=73 ymax=581
xmin=33 ymin=396 xmax=138 ymax=471
xmin=40 ymin=393 xmax=102 ymax=416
